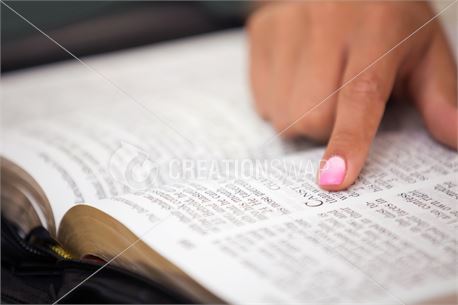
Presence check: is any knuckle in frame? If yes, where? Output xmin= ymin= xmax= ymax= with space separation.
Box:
xmin=343 ymin=73 xmax=385 ymax=104
xmin=347 ymin=74 xmax=380 ymax=95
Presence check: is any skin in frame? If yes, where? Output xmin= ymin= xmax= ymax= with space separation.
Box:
xmin=247 ymin=1 xmax=458 ymax=191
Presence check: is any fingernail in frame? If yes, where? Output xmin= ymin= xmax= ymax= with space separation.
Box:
xmin=319 ymin=156 xmax=346 ymax=186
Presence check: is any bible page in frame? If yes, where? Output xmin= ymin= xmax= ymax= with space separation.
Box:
xmin=84 ymin=124 xmax=458 ymax=304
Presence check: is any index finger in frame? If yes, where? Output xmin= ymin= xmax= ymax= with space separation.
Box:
xmin=318 ymin=46 xmax=401 ymax=190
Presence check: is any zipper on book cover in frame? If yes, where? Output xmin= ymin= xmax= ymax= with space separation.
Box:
xmin=2 ymin=216 xmax=73 ymax=260
xmin=26 ymin=226 xmax=74 ymax=260
xmin=2 ymin=217 xmax=50 ymax=258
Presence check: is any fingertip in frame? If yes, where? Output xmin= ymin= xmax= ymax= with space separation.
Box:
xmin=316 ymin=148 xmax=368 ymax=191
xmin=317 ymin=155 xmax=349 ymax=191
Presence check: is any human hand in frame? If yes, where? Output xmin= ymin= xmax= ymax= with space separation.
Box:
xmin=248 ymin=1 xmax=457 ymax=190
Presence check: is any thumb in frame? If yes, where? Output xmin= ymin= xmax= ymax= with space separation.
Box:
xmin=410 ymin=30 xmax=457 ymax=149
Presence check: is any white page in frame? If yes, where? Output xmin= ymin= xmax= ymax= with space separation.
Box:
xmin=2 ymin=31 xmax=315 ymax=226
xmin=85 ymin=126 xmax=458 ymax=304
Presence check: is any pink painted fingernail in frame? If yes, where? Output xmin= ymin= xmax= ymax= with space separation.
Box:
xmin=319 ymin=156 xmax=346 ymax=186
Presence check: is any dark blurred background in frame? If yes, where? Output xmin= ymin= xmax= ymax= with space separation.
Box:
xmin=1 ymin=1 xmax=249 ymax=73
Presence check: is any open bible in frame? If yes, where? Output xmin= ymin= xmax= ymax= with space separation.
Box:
xmin=2 ymin=31 xmax=457 ymax=304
